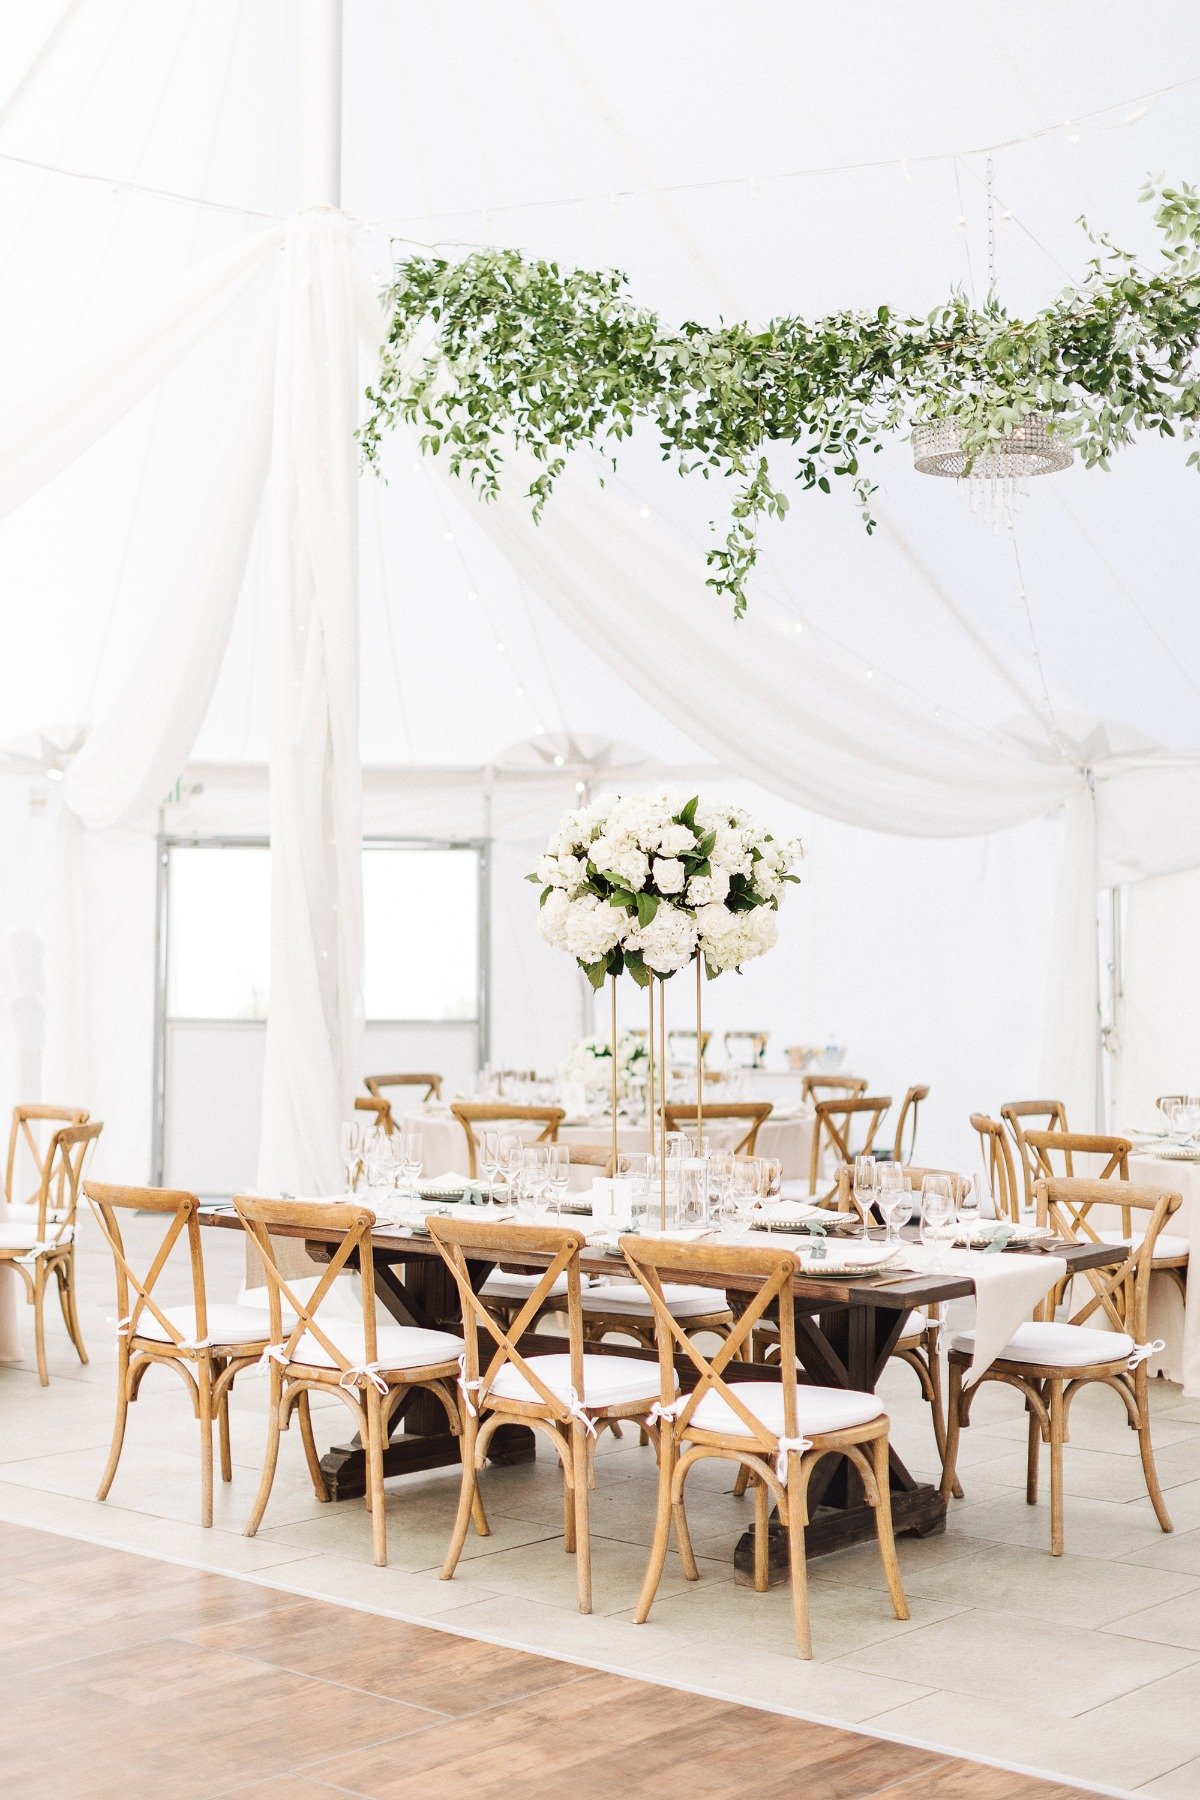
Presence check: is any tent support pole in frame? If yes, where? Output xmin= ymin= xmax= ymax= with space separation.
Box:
xmin=296 ymin=0 xmax=343 ymax=208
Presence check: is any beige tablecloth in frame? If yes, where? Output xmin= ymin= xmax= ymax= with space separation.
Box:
xmin=1127 ymin=1152 xmax=1200 ymax=1392
xmin=411 ymin=1108 xmax=815 ymax=1182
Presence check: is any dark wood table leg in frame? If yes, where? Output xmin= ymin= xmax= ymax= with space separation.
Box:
xmin=734 ymin=1298 xmax=947 ymax=1586
xmin=317 ymin=1243 xmax=535 ymax=1501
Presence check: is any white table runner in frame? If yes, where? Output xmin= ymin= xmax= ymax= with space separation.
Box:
xmin=897 ymin=1243 xmax=1068 ymax=1386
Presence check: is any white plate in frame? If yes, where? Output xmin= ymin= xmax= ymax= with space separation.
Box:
xmin=794 ymin=1243 xmax=901 ymax=1276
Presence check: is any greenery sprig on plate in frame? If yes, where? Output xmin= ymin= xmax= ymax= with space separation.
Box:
xmin=361 ymin=181 xmax=1200 ymax=618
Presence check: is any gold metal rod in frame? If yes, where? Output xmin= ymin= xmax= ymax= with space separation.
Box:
xmin=658 ymin=975 xmax=668 ymax=1230
xmin=695 ymin=951 xmax=703 ymax=1148
xmin=647 ymin=977 xmax=656 ymax=1158
xmin=610 ymin=973 xmax=619 ymax=1180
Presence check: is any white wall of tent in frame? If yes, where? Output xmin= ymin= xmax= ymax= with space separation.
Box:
xmin=0 ymin=0 xmax=1196 ymax=1196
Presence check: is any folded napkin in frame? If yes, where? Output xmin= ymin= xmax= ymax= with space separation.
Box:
xmin=902 ymin=1242 xmax=1067 ymax=1386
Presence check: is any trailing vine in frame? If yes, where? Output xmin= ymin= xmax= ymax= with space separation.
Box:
xmin=361 ymin=182 xmax=1200 ymax=617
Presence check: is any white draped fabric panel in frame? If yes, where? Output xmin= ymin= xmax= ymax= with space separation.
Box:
xmin=256 ymin=212 xmax=378 ymax=1197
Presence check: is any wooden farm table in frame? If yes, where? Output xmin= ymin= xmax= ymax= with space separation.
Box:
xmin=200 ymin=1207 xmax=1119 ymax=1571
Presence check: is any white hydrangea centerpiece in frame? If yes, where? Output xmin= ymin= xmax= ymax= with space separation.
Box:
xmin=563 ymin=1029 xmax=649 ymax=1096
xmin=530 ymin=791 xmax=802 ymax=987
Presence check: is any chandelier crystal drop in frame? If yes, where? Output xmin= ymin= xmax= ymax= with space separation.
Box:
xmin=911 ymin=413 xmax=1073 ymax=521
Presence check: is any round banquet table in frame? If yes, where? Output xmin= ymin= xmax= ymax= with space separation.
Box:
xmin=409 ymin=1105 xmax=816 ymax=1185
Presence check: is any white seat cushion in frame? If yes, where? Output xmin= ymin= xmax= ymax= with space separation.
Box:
xmin=134 ymin=1302 xmax=276 ymax=1348
xmin=580 ymin=1280 xmax=728 ymax=1321
xmin=949 ymin=1319 xmax=1134 ymax=1368
xmin=487 ymin=1351 xmax=662 ymax=1411
xmin=0 ymin=1219 xmax=72 ymax=1252
xmin=895 ymin=1310 xmax=930 ymax=1343
xmin=290 ymin=1321 xmax=463 ymax=1374
xmin=1097 ymin=1228 xmax=1189 ymax=1263
xmin=481 ymin=1270 xmax=569 ymax=1303
xmin=689 ymin=1381 xmax=884 ymax=1439
xmin=4 ymin=1204 xmax=69 ymax=1227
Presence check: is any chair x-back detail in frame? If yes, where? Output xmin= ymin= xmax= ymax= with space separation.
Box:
xmin=972 ymin=1112 xmax=1023 ymax=1224
xmin=234 ymin=1195 xmax=472 ymax=1566
xmin=86 ymin=1181 xmax=269 ymax=1525
xmin=941 ymin=1177 xmax=1181 ymax=1555
xmin=3 ymin=1116 xmax=100 ymax=1384
xmin=365 ymin=1071 xmax=443 ymax=1105
xmin=800 ymin=1073 xmax=867 ymax=1108
xmin=450 ymin=1101 xmax=565 ymax=1179
xmin=355 ymin=1094 xmax=395 ymax=1135
xmin=1001 ymin=1099 xmax=1069 ymax=1205
xmin=662 ymin=1101 xmax=773 ymax=1158
xmin=888 ymin=1085 xmax=929 ymax=1165
xmin=619 ymin=1235 xmax=908 ymax=1657
xmin=808 ymin=1094 xmax=891 ymax=1199
xmin=428 ymin=1216 xmax=661 ymax=1613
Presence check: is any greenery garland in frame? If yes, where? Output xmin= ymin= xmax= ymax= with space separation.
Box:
xmin=361 ymin=182 xmax=1200 ymax=618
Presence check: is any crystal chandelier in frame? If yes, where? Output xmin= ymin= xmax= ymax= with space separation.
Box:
xmin=913 ymin=161 xmax=1073 ymax=519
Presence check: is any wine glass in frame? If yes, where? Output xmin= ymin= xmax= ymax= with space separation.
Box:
xmin=878 ymin=1171 xmax=913 ymax=1244
xmin=730 ymin=1159 xmax=759 ymax=1226
xmin=497 ymin=1133 xmax=523 ymax=1206
xmin=708 ymin=1151 xmax=735 ymax=1225
xmin=517 ymin=1146 xmax=549 ymax=1219
xmin=920 ymin=1176 xmax=956 ymax=1268
xmin=853 ymin=1154 xmax=876 ymax=1237
xmin=957 ymin=1173 xmax=984 ymax=1236
xmin=399 ymin=1125 xmax=423 ymax=1198
xmin=547 ymin=1144 xmax=570 ymax=1218
xmin=480 ymin=1130 xmax=502 ymax=1203
xmin=339 ymin=1120 xmax=364 ymax=1193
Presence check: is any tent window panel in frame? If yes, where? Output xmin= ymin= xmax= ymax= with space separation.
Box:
xmin=166 ymin=843 xmax=479 ymax=1023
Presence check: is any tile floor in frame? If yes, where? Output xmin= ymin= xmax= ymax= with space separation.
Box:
xmin=1 ymin=1213 xmax=1198 ymax=1795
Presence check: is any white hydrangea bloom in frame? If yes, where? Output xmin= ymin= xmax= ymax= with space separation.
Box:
xmin=590 ymin=836 xmax=649 ymax=892
xmin=537 ymin=888 xmax=572 ymax=951
xmin=696 ymin=900 xmax=778 ymax=972
xmin=562 ymin=893 xmax=628 ymax=965
xmin=687 ymin=867 xmax=731 ymax=908
xmin=626 ymin=901 xmax=698 ymax=974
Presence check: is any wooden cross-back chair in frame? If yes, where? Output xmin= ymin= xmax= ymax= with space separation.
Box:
xmin=1024 ymin=1130 xmax=1187 ymax=1305
xmin=800 ymin=1073 xmax=867 ymax=1108
xmin=3 ymin=1118 xmax=100 ymax=1385
xmin=807 ymin=1094 xmax=891 ymax=1199
xmin=942 ymin=1177 xmax=1182 ymax=1556
xmin=668 ymin=1028 xmax=711 ymax=1064
xmin=480 ymin=1141 xmax=612 ymax=1331
xmin=1000 ymin=1099 xmax=1069 ymax=1205
xmin=662 ymin=1101 xmax=773 ymax=1158
xmin=86 ymin=1181 xmax=270 ymax=1525
xmin=428 ymin=1215 xmax=661 ymax=1614
xmin=5 ymin=1104 xmax=89 ymax=1208
xmin=972 ymin=1112 xmax=1023 ymax=1223
xmin=619 ymin=1234 xmax=908 ymax=1658
xmin=364 ymin=1071 xmax=443 ymax=1105
xmin=234 ymin=1194 xmax=472 ymax=1566
xmin=724 ymin=1029 xmax=768 ymax=1067
xmin=450 ymin=1101 xmax=565 ymax=1178
xmin=354 ymin=1094 xmax=395 ymax=1135
xmin=887 ymin=1085 xmax=929 ymax=1165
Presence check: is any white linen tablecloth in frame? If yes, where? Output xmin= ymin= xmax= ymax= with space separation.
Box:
xmin=411 ymin=1109 xmax=816 ymax=1181
xmin=0 ymin=1195 xmax=19 ymax=1361
xmin=1126 ymin=1152 xmax=1199 ymax=1391
xmin=899 ymin=1242 xmax=1068 ymax=1387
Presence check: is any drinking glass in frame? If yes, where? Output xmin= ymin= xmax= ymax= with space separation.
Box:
xmin=339 ymin=1120 xmax=363 ymax=1194
xmin=617 ymin=1151 xmax=652 ymax=1182
xmin=708 ymin=1151 xmax=736 ymax=1225
xmin=957 ymin=1174 xmax=984 ymax=1234
xmin=757 ymin=1157 xmax=783 ymax=1202
xmin=547 ymin=1144 xmax=570 ymax=1217
xmin=853 ymin=1154 xmax=877 ymax=1237
xmin=730 ymin=1160 xmax=759 ymax=1225
xmin=518 ymin=1146 xmax=550 ymax=1219
xmin=878 ymin=1172 xmax=913 ymax=1244
xmin=480 ymin=1130 xmax=502 ymax=1203
xmin=399 ymin=1125 xmax=422 ymax=1198
xmin=497 ymin=1133 xmax=523 ymax=1205
xmin=920 ymin=1176 xmax=956 ymax=1268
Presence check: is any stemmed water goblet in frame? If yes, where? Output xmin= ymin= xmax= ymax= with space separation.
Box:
xmin=398 ymin=1124 xmax=422 ymax=1199
xmin=517 ymin=1146 xmax=550 ymax=1220
xmin=480 ymin=1130 xmax=502 ymax=1203
xmin=547 ymin=1144 xmax=570 ymax=1218
xmin=339 ymin=1119 xmax=364 ymax=1194
xmin=853 ymin=1153 xmax=876 ymax=1237
xmin=877 ymin=1167 xmax=913 ymax=1244
xmin=920 ymin=1175 xmax=956 ymax=1268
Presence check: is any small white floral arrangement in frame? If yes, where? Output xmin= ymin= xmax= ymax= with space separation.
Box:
xmin=563 ymin=1030 xmax=649 ymax=1097
xmin=530 ymin=791 xmax=802 ymax=987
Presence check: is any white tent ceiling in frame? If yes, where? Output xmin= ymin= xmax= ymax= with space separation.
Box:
xmin=0 ymin=0 xmax=1197 ymax=775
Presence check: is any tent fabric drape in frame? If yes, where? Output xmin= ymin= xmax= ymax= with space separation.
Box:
xmin=256 ymin=212 xmax=379 ymax=1197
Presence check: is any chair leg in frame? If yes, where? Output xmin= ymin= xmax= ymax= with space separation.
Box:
xmin=295 ymin=1391 xmax=327 ymax=1501
xmin=925 ymin=1341 xmax=963 ymax=1501
xmin=442 ymin=1410 xmax=479 ymax=1581
xmin=1048 ymin=1379 xmax=1065 ymax=1557
xmin=939 ymin=1360 xmax=964 ymax=1503
xmin=634 ymin=1430 xmax=675 ymax=1624
xmin=58 ymin=1255 xmax=88 ymax=1365
xmin=783 ymin=1470 xmax=813 ymax=1659
xmin=366 ymin=1388 xmax=388 ymax=1567
xmin=1026 ymin=1403 xmax=1041 ymax=1506
xmin=732 ymin=1461 xmax=751 ymax=1499
xmin=217 ymin=1384 xmax=233 ymax=1484
xmin=245 ymin=1371 xmax=284 ymax=1538
xmin=870 ymin=1432 xmax=909 ymax=1622
xmin=1133 ymin=1371 xmax=1174 ymax=1535
xmin=198 ymin=1361 xmax=215 ymax=1529
xmin=571 ymin=1423 xmax=592 ymax=1614
xmin=32 ymin=1261 xmax=49 ymax=1387
xmin=672 ymin=1486 xmax=699 ymax=1582
xmin=563 ymin=1459 xmax=577 ymax=1553
xmin=97 ymin=1356 xmax=131 ymax=1500
xmin=753 ymin=1474 xmax=771 ymax=1593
